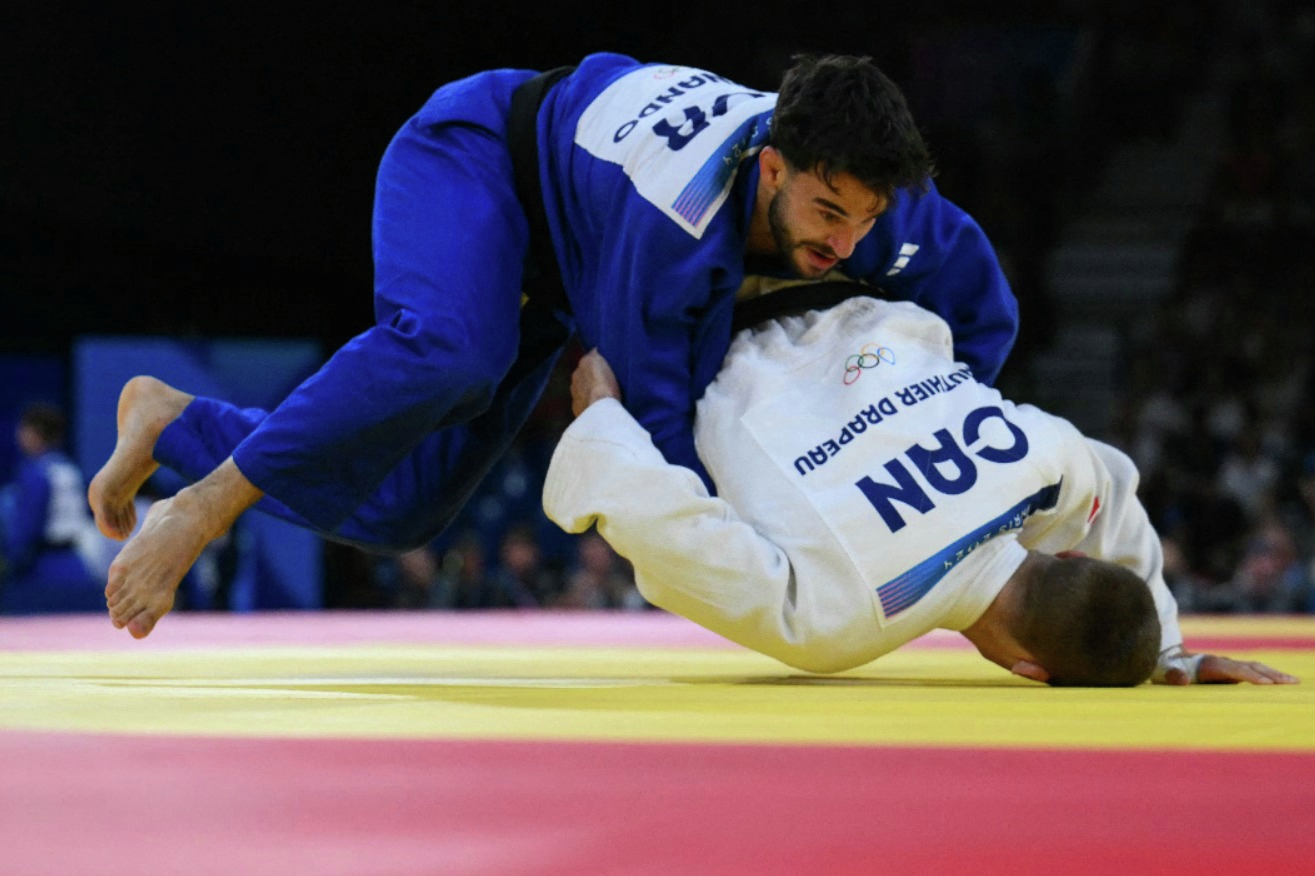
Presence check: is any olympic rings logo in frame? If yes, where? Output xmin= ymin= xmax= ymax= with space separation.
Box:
xmin=843 ymin=344 xmax=896 ymax=384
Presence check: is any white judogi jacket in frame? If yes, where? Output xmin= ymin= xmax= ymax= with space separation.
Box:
xmin=544 ymin=297 xmax=1185 ymax=676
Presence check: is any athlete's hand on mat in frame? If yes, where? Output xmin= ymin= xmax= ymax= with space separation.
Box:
xmin=1162 ymin=654 xmax=1299 ymax=686
xmin=570 ymin=349 xmax=622 ymax=416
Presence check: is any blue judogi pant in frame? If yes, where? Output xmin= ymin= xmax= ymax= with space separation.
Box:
xmin=155 ymin=71 xmax=571 ymax=553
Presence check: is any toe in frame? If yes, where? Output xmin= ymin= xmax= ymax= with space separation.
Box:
xmin=109 ymin=592 xmax=136 ymax=625
xmin=127 ymin=610 xmax=157 ymax=639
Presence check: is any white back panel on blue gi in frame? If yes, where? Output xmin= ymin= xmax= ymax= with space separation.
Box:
xmin=574 ymin=65 xmax=775 ymax=238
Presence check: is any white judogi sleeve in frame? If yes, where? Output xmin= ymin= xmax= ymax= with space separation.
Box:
xmin=1014 ymin=423 xmax=1188 ymax=681
xmin=544 ymin=398 xmax=829 ymax=670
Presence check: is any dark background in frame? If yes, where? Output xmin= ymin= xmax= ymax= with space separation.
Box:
xmin=3 ymin=0 xmax=1089 ymax=352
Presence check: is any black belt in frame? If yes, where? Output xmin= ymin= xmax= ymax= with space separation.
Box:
xmin=508 ymin=66 xmax=575 ymax=315
xmin=730 ymin=280 xmax=881 ymax=333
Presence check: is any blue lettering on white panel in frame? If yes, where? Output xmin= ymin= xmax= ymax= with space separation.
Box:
xmin=905 ymin=428 xmax=978 ymax=496
xmin=855 ymin=460 xmax=935 ymax=533
xmin=652 ymin=105 xmax=710 ymax=150
xmin=875 ymin=481 xmax=1062 ymax=617
xmin=669 ymin=109 xmax=767 ymax=226
xmin=964 ymin=405 xmax=1029 ymax=463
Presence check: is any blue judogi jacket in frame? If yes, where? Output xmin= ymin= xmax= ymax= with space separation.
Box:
xmin=539 ymin=54 xmax=1016 ymax=484
xmin=225 ymin=53 xmax=1017 ymax=535
xmin=0 ymin=450 xmax=100 ymax=613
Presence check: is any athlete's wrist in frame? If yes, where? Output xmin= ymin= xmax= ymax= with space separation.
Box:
xmin=1153 ymin=645 xmax=1205 ymax=684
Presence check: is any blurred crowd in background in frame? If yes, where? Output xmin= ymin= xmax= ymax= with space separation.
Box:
xmin=3 ymin=0 xmax=1312 ymax=616
xmin=1114 ymin=1 xmax=1315 ymax=613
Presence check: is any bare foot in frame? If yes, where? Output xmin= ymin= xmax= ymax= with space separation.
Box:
xmin=105 ymin=496 xmax=209 ymax=638
xmin=88 ymin=376 xmax=193 ymax=540
xmin=105 ymin=458 xmax=264 ymax=639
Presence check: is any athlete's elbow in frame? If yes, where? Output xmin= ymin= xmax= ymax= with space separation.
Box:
xmin=739 ymin=620 xmax=861 ymax=675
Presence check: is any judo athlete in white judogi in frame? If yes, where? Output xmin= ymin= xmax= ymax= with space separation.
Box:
xmin=545 ymin=284 xmax=1298 ymax=686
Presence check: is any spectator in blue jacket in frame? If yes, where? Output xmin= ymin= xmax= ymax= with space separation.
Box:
xmin=1 ymin=404 xmax=102 ymax=614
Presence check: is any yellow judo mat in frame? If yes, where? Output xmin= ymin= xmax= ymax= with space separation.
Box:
xmin=2 ymin=613 xmax=1312 ymax=751
xmin=4 ymin=612 xmax=1315 ymax=876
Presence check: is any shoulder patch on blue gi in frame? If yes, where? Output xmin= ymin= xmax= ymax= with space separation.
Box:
xmin=575 ymin=65 xmax=775 ymax=238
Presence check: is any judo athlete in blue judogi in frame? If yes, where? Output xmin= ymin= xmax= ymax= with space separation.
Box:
xmin=90 ymin=53 xmax=1019 ymax=638
xmin=1 ymin=405 xmax=102 ymax=614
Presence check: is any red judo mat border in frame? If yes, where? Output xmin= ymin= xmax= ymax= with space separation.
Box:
xmin=3 ymin=610 xmax=1313 ymax=653
xmin=3 ymin=731 xmax=1313 ymax=876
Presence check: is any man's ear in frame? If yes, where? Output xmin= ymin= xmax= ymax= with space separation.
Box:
xmin=1011 ymin=660 xmax=1050 ymax=683
xmin=758 ymin=146 xmax=787 ymax=188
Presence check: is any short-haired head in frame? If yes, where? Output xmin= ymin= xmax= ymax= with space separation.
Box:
xmin=771 ymin=54 xmax=934 ymax=203
xmin=19 ymin=403 xmax=67 ymax=447
xmin=1012 ymin=554 xmax=1160 ymax=687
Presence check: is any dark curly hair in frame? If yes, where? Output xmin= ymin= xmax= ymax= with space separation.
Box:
xmin=771 ymin=54 xmax=934 ymax=202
